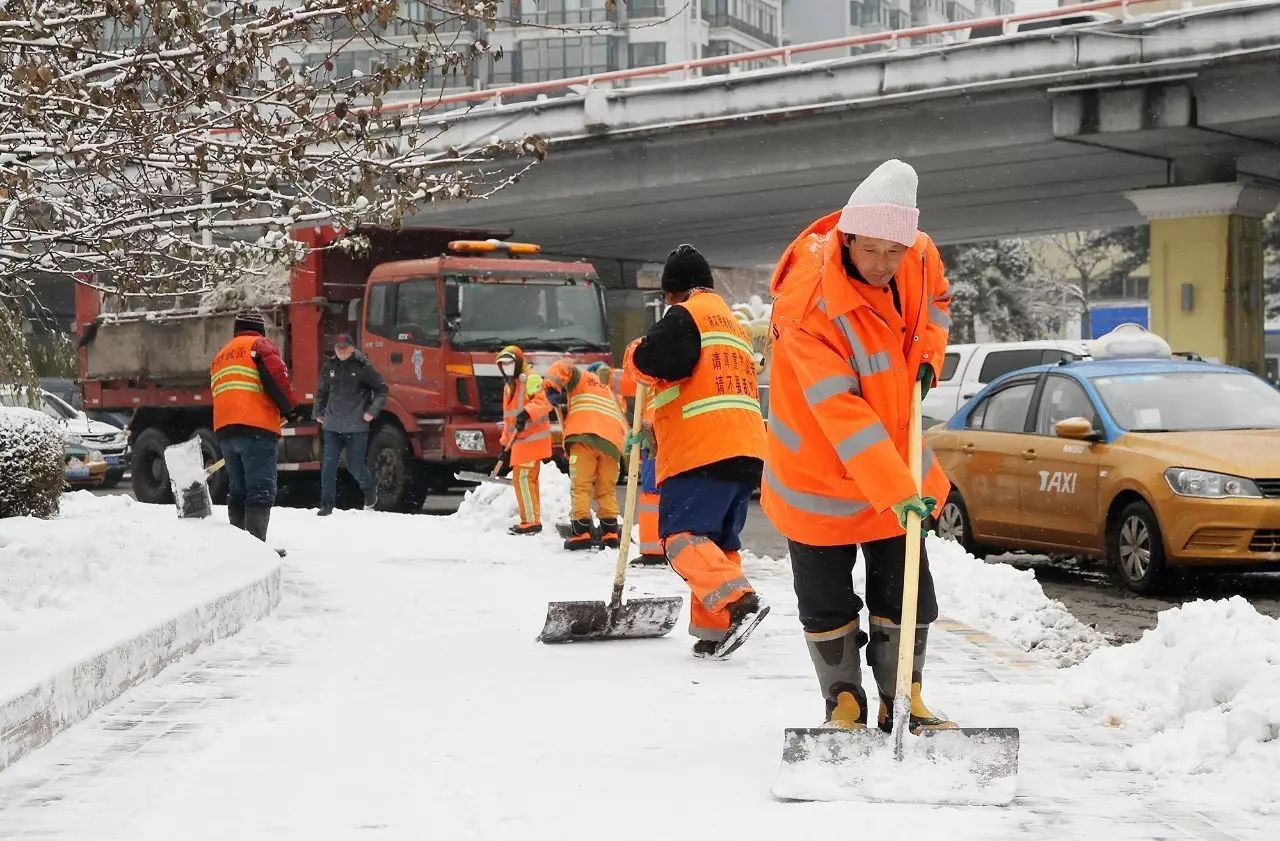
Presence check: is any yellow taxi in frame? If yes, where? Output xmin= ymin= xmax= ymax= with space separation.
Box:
xmin=925 ymin=326 xmax=1280 ymax=593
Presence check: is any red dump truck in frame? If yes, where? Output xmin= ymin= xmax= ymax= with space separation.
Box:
xmin=76 ymin=226 xmax=611 ymax=512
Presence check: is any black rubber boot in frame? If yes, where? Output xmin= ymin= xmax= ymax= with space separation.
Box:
xmin=805 ymin=620 xmax=870 ymax=729
xmin=564 ymin=518 xmax=597 ymax=551
xmin=598 ymin=518 xmax=621 ymax=550
xmin=244 ymin=505 xmax=271 ymax=543
xmin=228 ymin=501 xmax=246 ymax=530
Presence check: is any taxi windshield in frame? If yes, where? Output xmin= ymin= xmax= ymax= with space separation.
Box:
xmin=1093 ymin=370 xmax=1280 ymax=432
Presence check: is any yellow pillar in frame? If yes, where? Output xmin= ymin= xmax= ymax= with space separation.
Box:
xmin=1126 ymin=184 xmax=1277 ymax=372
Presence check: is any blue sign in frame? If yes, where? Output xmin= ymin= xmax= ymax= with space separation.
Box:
xmin=1089 ymin=304 xmax=1149 ymax=339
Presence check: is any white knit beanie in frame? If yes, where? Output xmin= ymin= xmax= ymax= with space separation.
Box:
xmin=836 ymin=159 xmax=920 ymax=246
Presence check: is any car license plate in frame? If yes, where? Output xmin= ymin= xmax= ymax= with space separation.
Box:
xmin=105 ymin=455 xmax=123 ymax=466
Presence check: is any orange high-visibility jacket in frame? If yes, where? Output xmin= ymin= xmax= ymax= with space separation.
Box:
xmin=762 ymin=211 xmax=952 ymax=546
xmin=501 ymin=371 xmax=553 ymax=466
xmin=624 ymin=290 xmax=766 ymax=484
xmin=211 ymin=334 xmax=283 ymax=435
xmin=545 ymin=362 xmax=627 ymax=454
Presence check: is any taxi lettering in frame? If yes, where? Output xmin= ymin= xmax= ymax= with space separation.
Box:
xmin=1038 ymin=470 xmax=1077 ymax=494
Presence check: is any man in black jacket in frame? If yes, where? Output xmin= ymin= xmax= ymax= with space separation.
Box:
xmin=313 ymin=334 xmax=388 ymax=515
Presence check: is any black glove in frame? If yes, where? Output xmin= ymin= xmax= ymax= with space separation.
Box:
xmin=551 ymin=453 xmax=570 ymax=475
xmin=494 ymin=450 xmax=512 ymax=478
xmin=285 ymin=406 xmax=310 ymax=424
xmin=514 ymin=410 xmax=529 ymax=433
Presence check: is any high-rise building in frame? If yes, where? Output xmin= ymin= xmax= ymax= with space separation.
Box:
xmin=783 ymin=0 xmax=1014 ymax=59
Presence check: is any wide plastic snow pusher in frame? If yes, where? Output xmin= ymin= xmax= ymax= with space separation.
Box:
xmin=772 ymin=382 xmax=1020 ymax=806
xmin=538 ymin=384 xmax=682 ymax=643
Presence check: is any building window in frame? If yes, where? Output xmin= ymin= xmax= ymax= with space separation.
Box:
xmin=517 ymin=36 xmax=621 ymax=82
xmin=701 ymin=0 xmax=779 ymax=45
xmin=628 ymin=42 xmax=667 ymax=68
xmin=521 ymin=0 xmax=619 ymax=25
xmin=628 ymin=0 xmax=666 ymax=16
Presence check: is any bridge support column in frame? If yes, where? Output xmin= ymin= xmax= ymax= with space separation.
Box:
xmin=1124 ymin=183 xmax=1279 ymax=372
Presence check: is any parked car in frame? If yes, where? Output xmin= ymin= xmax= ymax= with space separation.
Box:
xmin=0 ymin=403 xmax=109 ymax=489
xmin=0 ymin=386 xmax=129 ymax=487
xmin=923 ymin=339 xmax=1089 ymax=427
xmin=925 ymin=326 xmax=1280 ymax=594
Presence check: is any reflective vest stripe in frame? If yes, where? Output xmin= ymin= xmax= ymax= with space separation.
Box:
xmin=929 ymin=301 xmax=951 ymax=330
xmin=651 ymin=384 xmax=681 ymax=410
xmin=700 ymin=331 xmax=755 ymax=356
xmin=832 ymin=313 xmax=892 ymax=377
xmin=834 ymin=422 xmax=890 ymax=462
xmin=763 ymin=465 xmax=868 ymax=517
xmin=212 ymin=381 xmax=264 ymax=396
xmin=804 ymin=374 xmax=858 ymax=407
xmin=211 ymin=365 xmax=260 ymax=384
xmin=769 ymin=415 xmax=802 ymax=454
xmin=570 ymin=395 xmax=624 ymax=417
xmin=681 ymin=395 xmax=761 ymax=420
xmin=702 ymin=576 xmax=751 ymax=611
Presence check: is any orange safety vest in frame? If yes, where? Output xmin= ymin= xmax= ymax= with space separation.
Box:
xmin=762 ymin=211 xmax=952 ymax=546
xmin=211 ymin=334 xmax=283 ymax=434
xmin=501 ymin=372 xmax=553 ymax=465
xmin=642 ymin=290 xmax=767 ymax=484
xmin=554 ymin=368 xmax=627 ymax=454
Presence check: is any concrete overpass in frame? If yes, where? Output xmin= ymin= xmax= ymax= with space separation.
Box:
xmin=400 ymin=0 xmax=1280 ymax=369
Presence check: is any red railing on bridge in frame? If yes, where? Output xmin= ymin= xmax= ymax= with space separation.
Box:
xmin=379 ymin=0 xmax=1156 ymax=117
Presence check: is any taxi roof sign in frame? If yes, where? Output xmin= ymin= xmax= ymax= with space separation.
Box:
xmin=1087 ymin=323 xmax=1172 ymax=360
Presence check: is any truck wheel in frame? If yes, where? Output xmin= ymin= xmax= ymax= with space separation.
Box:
xmin=1108 ymin=500 xmax=1171 ymax=595
xmin=131 ymin=427 xmax=175 ymax=504
xmin=368 ymin=425 xmax=427 ymax=513
xmin=194 ymin=427 xmax=227 ymax=504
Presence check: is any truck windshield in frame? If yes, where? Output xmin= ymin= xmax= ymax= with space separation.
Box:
xmin=446 ymin=277 xmax=609 ymax=352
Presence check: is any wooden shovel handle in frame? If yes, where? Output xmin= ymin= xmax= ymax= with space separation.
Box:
xmin=609 ymin=384 xmax=647 ymax=611
xmin=892 ymin=380 xmax=925 ymax=760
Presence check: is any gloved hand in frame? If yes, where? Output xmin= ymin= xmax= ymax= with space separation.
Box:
xmin=917 ymin=365 xmax=935 ymax=399
xmin=551 ymin=453 xmax=570 ymax=475
xmin=285 ymin=406 xmax=310 ymax=424
xmin=514 ymin=410 xmax=529 ymax=433
xmin=493 ymin=450 xmax=512 ymax=478
xmin=891 ymin=494 xmax=937 ymax=529
xmin=623 ymin=430 xmax=644 ymax=456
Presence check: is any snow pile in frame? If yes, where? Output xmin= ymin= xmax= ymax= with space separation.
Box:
xmin=923 ymin=536 xmax=1107 ymax=667
xmin=0 ymin=492 xmax=280 ymax=697
xmin=197 ymin=264 xmax=291 ymax=313
xmin=453 ymin=466 xmax=574 ymax=530
xmin=0 ymin=407 xmax=64 ymax=520
xmin=1066 ymin=597 xmax=1280 ymax=813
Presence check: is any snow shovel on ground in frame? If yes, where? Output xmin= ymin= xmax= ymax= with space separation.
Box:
xmin=538 ymin=384 xmax=683 ymax=643
xmin=772 ymin=381 xmax=1020 ymax=805
xmin=164 ymin=435 xmax=226 ymax=519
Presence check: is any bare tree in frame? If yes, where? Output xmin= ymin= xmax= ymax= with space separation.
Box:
xmin=1038 ymin=228 xmax=1148 ymax=337
xmin=0 ymin=0 xmax=546 ymax=314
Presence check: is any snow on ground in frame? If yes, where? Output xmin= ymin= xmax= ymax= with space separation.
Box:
xmin=0 ymin=492 xmax=279 ymax=702
xmin=0 ymin=479 xmax=1273 ymax=838
xmin=1065 ymin=596 xmax=1280 ymax=815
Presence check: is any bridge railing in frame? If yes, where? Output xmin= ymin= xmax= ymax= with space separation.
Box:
xmin=380 ymin=0 xmax=1162 ymax=118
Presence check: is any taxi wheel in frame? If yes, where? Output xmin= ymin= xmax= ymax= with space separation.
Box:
xmin=936 ymin=490 xmax=985 ymax=558
xmin=1108 ymin=501 xmax=1169 ymax=594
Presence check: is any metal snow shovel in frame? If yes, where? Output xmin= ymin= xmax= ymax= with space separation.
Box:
xmin=538 ymin=384 xmax=683 ymax=643
xmin=772 ymin=381 xmax=1020 ymax=805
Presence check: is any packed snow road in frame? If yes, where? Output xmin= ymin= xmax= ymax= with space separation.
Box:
xmin=4 ymin=489 xmax=1277 ymax=839
xmin=86 ymin=484 xmax=1280 ymax=643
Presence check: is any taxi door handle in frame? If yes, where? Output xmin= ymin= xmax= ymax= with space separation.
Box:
xmin=961 ymin=443 xmax=976 ymax=455
xmin=1021 ymin=449 xmax=1037 ymax=461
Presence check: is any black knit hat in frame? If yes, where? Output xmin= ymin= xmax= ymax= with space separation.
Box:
xmin=234 ymin=308 xmax=267 ymax=335
xmin=660 ymin=244 xmax=713 ymax=293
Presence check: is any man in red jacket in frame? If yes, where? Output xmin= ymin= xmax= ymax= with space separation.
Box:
xmin=210 ymin=308 xmax=300 ymax=545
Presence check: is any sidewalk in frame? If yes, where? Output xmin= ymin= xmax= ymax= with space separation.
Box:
xmin=0 ymin=502 xmax=1271 ymax=840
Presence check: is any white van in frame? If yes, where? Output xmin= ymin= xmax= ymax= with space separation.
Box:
xmin=922 ymin=339 xmax=1090 ymax=426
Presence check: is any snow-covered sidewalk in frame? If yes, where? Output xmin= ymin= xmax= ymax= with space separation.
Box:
xmin=0 ymin=493 xmax=281 ymax=770
xmin=0 ymin=488 xmax=1273 ymax=839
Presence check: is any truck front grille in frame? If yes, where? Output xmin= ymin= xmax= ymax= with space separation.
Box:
xmin=474 ymin=376 xmax=505 ymax=422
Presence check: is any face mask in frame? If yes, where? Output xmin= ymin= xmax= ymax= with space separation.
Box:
xmin=498 ymin=359 xmax=516 ymax=377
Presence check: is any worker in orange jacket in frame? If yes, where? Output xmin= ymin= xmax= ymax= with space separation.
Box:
xmin=589 ymin=362 xmax=665 ymax=567
xmin=764 ymin=159 xmax=955 ymax=732
xmin=542 ymin=360 xmax=627 ymax=551
xmin=497 ymin=345 xmax=554 ymax=536
xmin=624 ymin=245 xmax=769 ymax=659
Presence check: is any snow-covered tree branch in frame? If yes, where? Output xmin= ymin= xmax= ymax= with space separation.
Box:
xmin=0 ymin=0 xmax=546 ymax=305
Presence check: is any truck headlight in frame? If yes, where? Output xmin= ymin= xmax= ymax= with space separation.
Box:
xmin=454 ymin=430 xmax=486 ymax=453
xmin=1164 ymin=468 xmax=1261 ymax=499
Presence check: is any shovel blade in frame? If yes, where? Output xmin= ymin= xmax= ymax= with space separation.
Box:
xmin=454 ymin=471 xmax=510 ymax=486
xmin=773 ymin=726 xmax=1020 ymax=806
xmin=538 ymin=597 xmax=683 ymax=643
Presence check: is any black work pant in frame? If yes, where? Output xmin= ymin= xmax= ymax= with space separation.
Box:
xmin=789 ymin=535 xmax=938 ymax=633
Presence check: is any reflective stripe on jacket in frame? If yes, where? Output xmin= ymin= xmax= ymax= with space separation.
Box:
xmin=545 ymin=362 xmax=627 ymax=454
xmin=762 ymin=211 xmax=952 ymax=546
xmin=625 ymin=290 xmax=766 ymax=484
xmin=211 ymin=334 xmax=283 ymax=435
